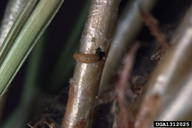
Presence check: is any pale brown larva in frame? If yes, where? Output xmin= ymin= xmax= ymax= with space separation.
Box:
xmin=73 ymin=53 xmax=101 ymax=63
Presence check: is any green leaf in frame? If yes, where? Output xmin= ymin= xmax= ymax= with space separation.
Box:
xmin=0 ymin=0 xmax=64 ymax=96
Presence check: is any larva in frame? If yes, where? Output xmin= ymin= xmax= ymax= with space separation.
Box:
xmin=73 ymin=44 xmax=110 ymax=63
xmin=73 ymin=52 xmax=105 ymax=63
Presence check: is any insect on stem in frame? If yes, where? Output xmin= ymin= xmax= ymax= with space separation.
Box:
xmin=73 ymin=51 xmax=105 ymax=63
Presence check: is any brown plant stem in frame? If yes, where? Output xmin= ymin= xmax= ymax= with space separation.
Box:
xmin=113 ymin=43 xmax=139 ymax=128
xmin=140 ymin=8 xmax=170 ymax=49
xmin=62 ymin=0 xmax=120 ymax=128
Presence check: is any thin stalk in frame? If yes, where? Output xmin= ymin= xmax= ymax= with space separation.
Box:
xmin=128 ymin=5 xmax=192 ymax=128
xmin=0 ymin=0 xmax=64 ymax=96
xmin=62 ymin=0 xmax=120 ymax=127
xmin=113 ymin=43 xmax=139 ymax=128
xmin=99 ymin=0 xmax=158 ymax=95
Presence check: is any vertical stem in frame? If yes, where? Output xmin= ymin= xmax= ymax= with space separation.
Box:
xmin=62 ymin=0 xmax=120 ymax=128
